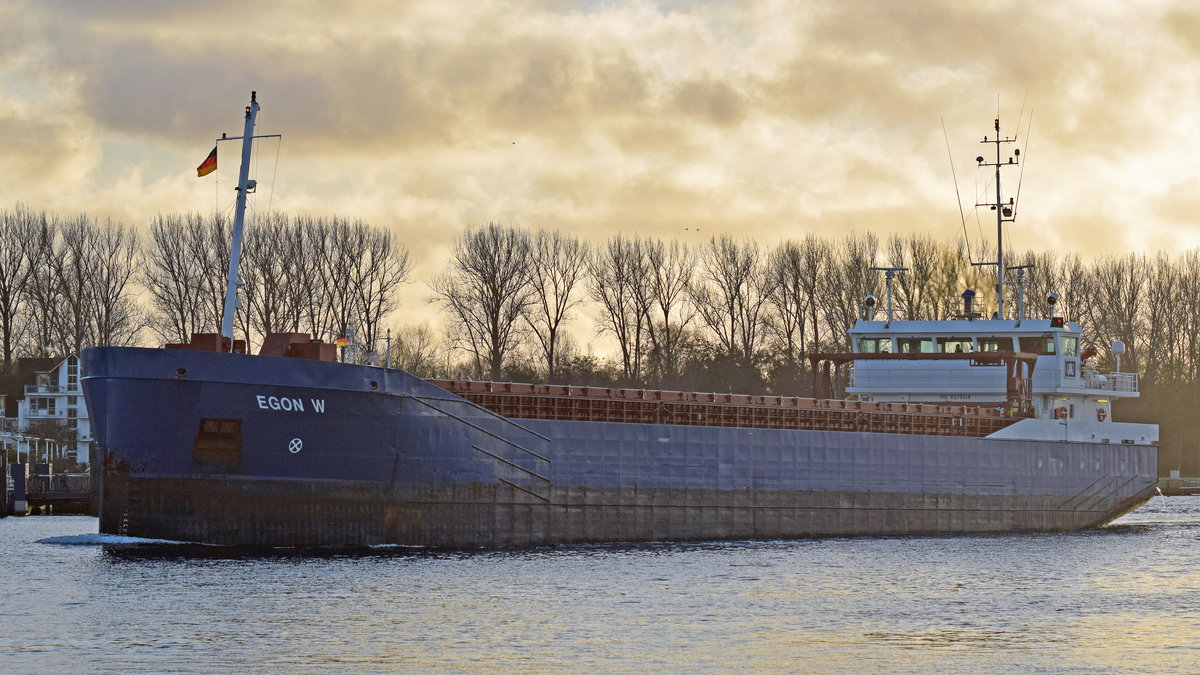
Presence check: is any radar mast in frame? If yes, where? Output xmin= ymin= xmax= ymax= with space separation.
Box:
xmin=974 ymin=117 xmax=1020 ymax=319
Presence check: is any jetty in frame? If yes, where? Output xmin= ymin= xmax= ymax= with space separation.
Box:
xmin=1159 ymin=471 xmax=1200 ymax=496
xmin=4 ymin=462 xmax=92 ymax=516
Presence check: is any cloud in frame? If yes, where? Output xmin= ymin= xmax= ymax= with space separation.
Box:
xmin=3 ymin=0 xmax=1200 ymax=295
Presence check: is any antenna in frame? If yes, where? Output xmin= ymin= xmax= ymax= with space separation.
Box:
xmin=869 ymin=266 xmax=908 ymax=327
xmin=942 ymin=118 xmax=972 ymax=262
xmin=1007 ymin=263 xmax=1035 ymax=326
xmin=1012 ymin=110 xmax=1032 ymax=218
xmin=975 ymin=114 xmax=1019 ymax=319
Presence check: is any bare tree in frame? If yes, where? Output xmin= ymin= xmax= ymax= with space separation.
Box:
xmin=388 ymin=321 xmax=447 ymax=378
xmin=1143 ymin=251 xmax=1184 ymax=381
xmin=1057 ymin=253 xmax=1088 ymax=325
xmin=797 ymin=235 xmax=833 ymax=349
xmin=431 ymin=223 xmax=534 ymax=380
xmin=47 ymin=214 xmax=95 ymax=354
xmin=690 ymin=234 xmax=775 ymax=360
xmin=588 ymin=234 xmax=649 ymax=382
xmin=352 ymin=226 xmax=412 ymax=350
xmin=638 ymin=237 xmax=694 ymax=387
xmin=765 ymin=238 xmax=824 ymax=364
xmin=242 ymin=212 xmax=307 ymax=349
xmin=1176 ymin=250 xmax=1200 ymax=381
xmin=887 ymin=233 xmax=940 ymax=321
xmin=1080 ymin=253 xmax=1147 ymax=371
xmin=143 ymin=214 xmax=211 ymax=344
xmin=326 ymin=217 xmax=368 ymax=343
xmin=295 ymin=216 xmax=337 ymax=341
xmin=766 ymin=236 xmax=846 ymax=358
xmin=196 ymin=213 xmax=233 ymax=335
xmin=0 ymin=204 xmax=47 ymax=368
xmin=526 ymin=229 xmax=589 ymax=382
xmin=26 ymin=214 xmax=142 ymax=354
xmin=88 ymin=218 xmax=142 ymax=347
xmin=1010 ymin=250 xmax=1052 ymax=321
xmin=23 ymin=217 xmax=59 ymax=357
xmin=816 ymin=233 xmax=879 ymax=349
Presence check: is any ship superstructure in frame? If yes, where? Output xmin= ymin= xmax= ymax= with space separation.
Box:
xmin=847 ymin=315 xmax=1150 ymax=446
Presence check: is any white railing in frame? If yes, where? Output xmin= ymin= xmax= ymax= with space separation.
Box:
xmin=1082 ymin=369 xmax=1138 ymax=393
xmin=943 ymin=297 xmax=990 ymax=320
xmin=24 ymin=384 xmax=79 ymax=394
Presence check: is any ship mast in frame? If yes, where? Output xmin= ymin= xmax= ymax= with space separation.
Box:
xmin=974 ymin=117 xmax=1019 ymax=319
xmin=220 ymin=92 xmax=260 ymax=348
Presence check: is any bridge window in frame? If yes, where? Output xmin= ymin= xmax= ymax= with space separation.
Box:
xmin=858 ymin=337 xmax=893 ymax=353
xmin=937 ymin=337 xmax=974 ymax=353
xmin=978 ymin=337 xmax=1015 ymax=352
xmin=1019 ymin=336 xmax=1056 ymax=355
xmin=897 ymin=338 xmax=934 ymax=353
xmin=1061 ymin=336 xmax=1079 ymax=356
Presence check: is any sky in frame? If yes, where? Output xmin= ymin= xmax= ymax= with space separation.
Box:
xmin=4 ymin=0 xmax=1200 ymax=330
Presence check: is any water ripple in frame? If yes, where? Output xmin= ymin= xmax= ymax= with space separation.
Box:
xmin=1 ymin=499 xmax=1198 ymax=672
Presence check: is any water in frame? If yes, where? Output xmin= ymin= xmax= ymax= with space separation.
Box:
xmin=3 ymin=498 xmax=1199 ymax=673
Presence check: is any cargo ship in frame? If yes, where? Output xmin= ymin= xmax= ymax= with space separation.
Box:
xmin=81 ymin=96 xmax=1157 ymax=548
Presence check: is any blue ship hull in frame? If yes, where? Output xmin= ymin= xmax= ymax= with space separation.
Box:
xmin=81 ymin=346 xmax=1158 ymax=548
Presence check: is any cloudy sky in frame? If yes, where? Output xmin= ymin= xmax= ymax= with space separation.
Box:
xmin=4 ymin=0 xmax=1200 ymax=320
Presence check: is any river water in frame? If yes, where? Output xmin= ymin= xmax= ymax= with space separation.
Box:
xmin=2 ymin=497 xmax=1198 ymax=673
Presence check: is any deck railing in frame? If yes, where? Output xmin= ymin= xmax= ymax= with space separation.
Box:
xmin=24 ymin=384 xmax=80 ymax=394
xmin=1082 ymin=369 xmax=1138 ymax=393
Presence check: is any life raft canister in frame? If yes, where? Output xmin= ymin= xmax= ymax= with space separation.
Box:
xmin=1097 ymin=407 xmax=1107 ymax=422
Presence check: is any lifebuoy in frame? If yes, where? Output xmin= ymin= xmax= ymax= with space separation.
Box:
xmin=1097 ymin=408 xmax=1107 ymax=422
xmin=1053 ymin=406 xmax=1068 ymax=420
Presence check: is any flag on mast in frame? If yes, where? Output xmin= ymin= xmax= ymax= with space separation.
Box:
xmin=196 ymin=146 xmax=217 ymax=177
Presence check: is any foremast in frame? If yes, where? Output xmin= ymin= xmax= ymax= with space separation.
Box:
xmin=220 ymin=91 xmax=261 ymax=347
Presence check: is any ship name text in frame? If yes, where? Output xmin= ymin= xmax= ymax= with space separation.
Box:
xmin=256 ymin=395 xmax=326 ymax=413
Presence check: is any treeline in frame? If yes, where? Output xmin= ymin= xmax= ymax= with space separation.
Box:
xmin=2 ymin=204 xmax=1198 ymax=395
xmin=0 ymin=204 xmax=140 ymax=365
xmin=424 ymin=223 xmax=1196 ymax=397
xmin=0 ymin=205 xmax=411 ymax=370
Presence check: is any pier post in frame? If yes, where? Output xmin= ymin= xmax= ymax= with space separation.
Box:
xmin=10 ymin=462 xmax=27 ymax=516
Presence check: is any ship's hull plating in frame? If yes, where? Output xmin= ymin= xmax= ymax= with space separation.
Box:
xmin=82 ymin=347 xmax=1158 ymax=548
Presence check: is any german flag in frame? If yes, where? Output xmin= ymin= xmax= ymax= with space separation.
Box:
xmin=196 ymin=146 xmax=217 ymax=177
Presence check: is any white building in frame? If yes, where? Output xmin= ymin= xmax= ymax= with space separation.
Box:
xmin=14 ymin=355 xmax=91 ymax=466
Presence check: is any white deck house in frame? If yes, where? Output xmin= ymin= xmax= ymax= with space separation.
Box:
xmin=847 ymin=317 xmax=1155 ymax=447
xmin=14 ymin=355 xmax=91 ymax=465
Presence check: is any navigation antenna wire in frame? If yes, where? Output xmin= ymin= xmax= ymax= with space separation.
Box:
xmin=267 ymin=136 xmax=281 ymax=215
xmin=942 ymin=117 xmax=973 ymax=262
xmin=250 ymin=111 xmax=261 ymax=223
xmin=1013 ymin=90 xmax=1029 ymax=141
xmin=975 ymin=174 xmax=986 ymax=254
xmin=1013 ymin=111 xmax=1033 ymax=218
